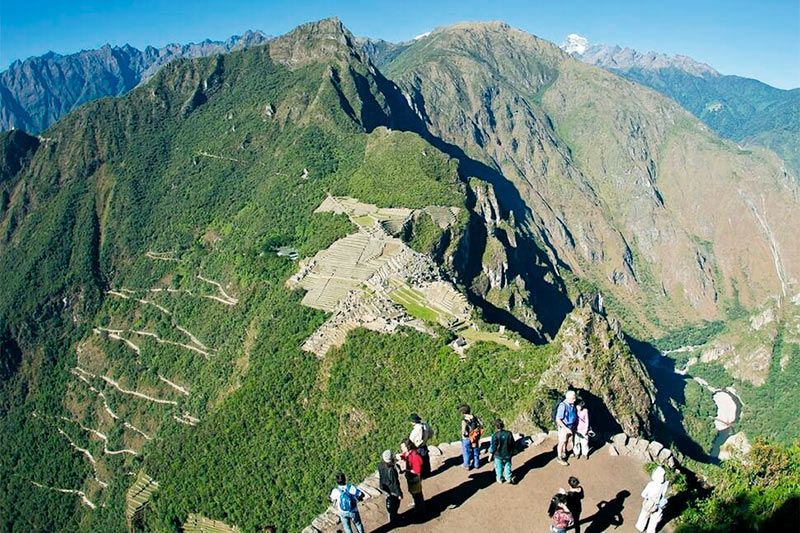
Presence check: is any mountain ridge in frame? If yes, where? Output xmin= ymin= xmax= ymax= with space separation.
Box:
xmin=0 ymin=30 xmax=272 ymax=133
xmin=0 ymin=17 xmax=797 ymax=533
xmin=559 ymin=34 xmax=799 ymax=179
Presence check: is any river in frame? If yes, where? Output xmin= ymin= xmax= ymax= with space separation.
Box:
xmin=655 ymin=349 xmax=744 ymax=459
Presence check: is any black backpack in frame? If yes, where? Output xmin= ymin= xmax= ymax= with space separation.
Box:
xmin=464 ymin=416 xmax=483 ymax=442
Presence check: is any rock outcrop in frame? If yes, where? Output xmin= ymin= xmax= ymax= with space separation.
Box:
xmin=523 ymin=296 xmax=657 ymax=436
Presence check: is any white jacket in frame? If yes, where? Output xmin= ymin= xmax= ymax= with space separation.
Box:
xmin=641 ymin=466 xmax=669 ymax=510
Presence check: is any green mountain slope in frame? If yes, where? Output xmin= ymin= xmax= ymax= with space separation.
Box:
xmin=1 ymin=17 xmax=798 ymax=533
xmin=608 ymin=67 xmax=800 ymax=180
xmin=0 ymin=19 xmax=659 ymax=533
xmin=382 ymin=22 xmax=799 ymax=341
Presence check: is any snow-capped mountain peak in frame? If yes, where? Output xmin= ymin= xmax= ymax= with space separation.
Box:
xmin=560 ymin=33 xmax=589 ymax=55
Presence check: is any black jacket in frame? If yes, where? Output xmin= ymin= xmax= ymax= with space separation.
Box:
xmin=378 ymin=461 xmax=402 ymax=497
xmin=490 ymin=430 xmax=516 ymax=460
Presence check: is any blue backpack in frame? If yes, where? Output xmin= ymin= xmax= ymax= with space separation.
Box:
xmin=339 ymin=485 xmax=356 ymax=512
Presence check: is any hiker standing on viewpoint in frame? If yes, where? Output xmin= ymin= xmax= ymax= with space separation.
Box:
xmin=400 ymin=439 xmax=426 ymax=519
xmin=555 ymin=390 xmax=578 ymax=465
xmin=573 ymin=399 xmax=591 ymax=459
xmin=409 ymin=413 xmax=433 ymax=478
xmin=378 ymin=449 xmax=403 ymax=525
xmin=548 ymin=493 xmax=575 ymax=533
xmin=561 ymin=476 xmax=584 ymax=533
xmin=458 ymin=404 xmax=483 ymax=470
xmin=489 ymin=418 xmax=516 ymax=484
xmin=636 ymin=466 xmax=669 ymax=533
xmin=330 ymin=473 xmax=366 ymax=533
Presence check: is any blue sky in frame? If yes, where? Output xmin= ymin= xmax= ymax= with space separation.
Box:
xmin=2 ymin=0 xmax=798 ymax=88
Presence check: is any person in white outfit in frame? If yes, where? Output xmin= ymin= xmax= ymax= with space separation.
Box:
xmin=636 ymin=466 xmax=669 ymax=533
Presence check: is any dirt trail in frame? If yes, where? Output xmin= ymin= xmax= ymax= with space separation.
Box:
xmin=58 ymin=417 xmax=138 ymax=456
xmin=173 ymin=412 xmax=200 ymax=426
xmin=94 ymin=327 xmax=141 ymax=355
xmin=29 ymin=481 xmax=97 ymax=509
xmin=197 ymin=274 xmax=239 ymax=305
xmin=159 ymin=375 xmax=190 ymax=396
xmin=71 ymin=368 xmax=153 ymax=440
xmin=96 ymin=327 xmax=211 ymax=358
xmin=71 ymin=368 xmax=120 ymax=420
xmin=75 ymin=366 xmax=178 ymax=406
xmin=197 ymin=151 xmax=240 ymax=162
xmin=343 ymin=437 xmax=657 ymax=533
xmin=105 ymin=291 xmax=210 ymax=350
xmin=145 ymin=251 xmax=181 ymax=262
xmin=56 ymin=427 xmax=109 ymax=488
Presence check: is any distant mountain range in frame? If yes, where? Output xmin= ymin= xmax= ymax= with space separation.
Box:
xmin=1 ymin=18 xmax=798 ymax=532
xmin=0 ymin=31 xmax=271 ymax=133
xmin=3 ymin=31 xmax=796 ymax=179
xmin=560 ymin=34 xmax=799 ymax=178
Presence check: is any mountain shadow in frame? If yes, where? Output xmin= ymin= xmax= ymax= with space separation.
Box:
xmin=626 ymin=335 xmax=715 ymax=463
xmin=362 ymin=66 xmax=573 ymax=342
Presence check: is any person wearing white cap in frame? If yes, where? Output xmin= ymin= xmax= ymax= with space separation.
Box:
xmin=378 ymin=449 xmax=403 ymax=524
xmin=635 ymin=466 xmax=669 ymax=533
xmin=555 ymin=390 xmax=578 ymax=465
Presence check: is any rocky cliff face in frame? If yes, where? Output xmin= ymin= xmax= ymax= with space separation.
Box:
xmin=571 ymin=41 xmax=719 ymax=77
xmin=0 ymin=31 xmax=271 ymax=133
xmin=523 ymin=296 xmax=657 ymax=436
xmin=381 ymin=22 xmax=799 ymax=341
xmin=565 ymin=38 xmax=799 ymax=180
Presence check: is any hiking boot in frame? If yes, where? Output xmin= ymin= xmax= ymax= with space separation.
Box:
xmin=556 ymin=458 xmax=569 ymax=466
xmin=497 ymin=478 xmax=505 ymax=483
xmin=508 ymin=477 xmax=516 ymax=485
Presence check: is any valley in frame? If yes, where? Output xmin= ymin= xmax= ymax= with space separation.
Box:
xmin=0 ymin=16 xmax=797 ymax=533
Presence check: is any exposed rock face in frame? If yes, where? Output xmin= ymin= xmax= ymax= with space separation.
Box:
xmin=382 ymin=22 xmax=799 ymax=341
xmin=447 ymin=178 xmax=572 ymax=341
xmin=527 ymin=297 xmax=657 ymax=436
xmin=0 ymin=31 xmax=271 ymax=133
xmin=354 ymin=37 xmax=411 ymax=69
xmin=572 ymin=42 xmax=719 ymax=77
xmin=566 ymin=39 xmax=799 ymax=179
xmin=0 ymin=129 xmax=39 ymax=183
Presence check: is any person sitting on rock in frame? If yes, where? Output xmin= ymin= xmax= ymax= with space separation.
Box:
xmin=400 ymin=439 xmax=426 ymax=519
xmin=378 ymin=449 xmax=403 ymax=524
xmin=548 ymin=492 xmax=575 ymax=533
xmin=489 ymin=418 xmax=516 ymax=484
xmin=458 ymin=404 xmax=482 ymax=470
xmin=555 ymin=390 xmax=578 ymax=465
xmin=573 ymin=399 xmax=591 ymax=459
xmin=636 ymin=466 xmax=669 ymax=533
xmin=408 ymin=413 xmax=433 ymax=477
xmin=330 ymin=473 xmax=366 ymax=533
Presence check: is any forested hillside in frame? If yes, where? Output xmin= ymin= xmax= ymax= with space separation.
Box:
xmin=0 ymin=17 xmax=797 ymax=533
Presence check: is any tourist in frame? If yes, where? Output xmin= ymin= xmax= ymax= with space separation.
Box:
xmin=561 ymin=476 xmax=584 ymax=533
xmin=409 ymin=413 xmax=433 ymax=477
xmin=400 ymin=439 xmax=426 ymax=519
xmin=489 ymin=418 xmax=516 ymax=484
xmin=573 ymin=400 xmax=591 ymax=459
xmin=547 ymin=493 xmax=575 ymax=533
xmin=555 ymin=390 xmax=578 ymax=465
xmin=636 ymin=466 xmax=669 ymax=533
xmin=329 ymin=473 xmax=366 ymax=533
xmin=378 ymin=449 xmax=403 ymax=524
xmin=458 ymin=404 xmax=483 ymax=470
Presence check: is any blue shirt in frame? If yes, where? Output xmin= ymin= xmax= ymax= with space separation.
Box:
xmin=556 ymin=401 xmax=577 ymax=429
